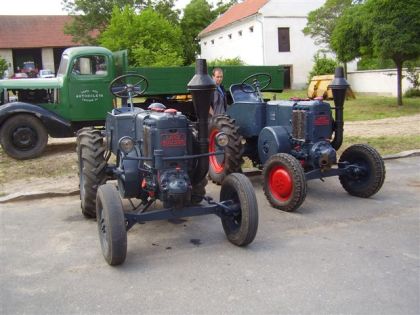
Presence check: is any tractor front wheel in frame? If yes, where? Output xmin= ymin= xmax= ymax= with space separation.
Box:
xmin=0 ymin=114 xmax=48 ymax=160
xmin=208 ymin=115 xmax=243 ymax=185
xmin=96 ymin=184 xmax=127 ymax=266
xmin=339 ymin=144 xmax=386 ymax=198
xmin=77 ymin=128 xmax=107 ymax=218
xmin=220 ymin=173 xmax=258 ymax=246
xmin=263 ymin=153 xmax=307 ymax=212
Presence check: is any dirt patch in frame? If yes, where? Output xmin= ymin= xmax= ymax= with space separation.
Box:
xmin=345 ymin=114 xmax=420 ymax=137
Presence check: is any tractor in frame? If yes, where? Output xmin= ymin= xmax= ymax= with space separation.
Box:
xmin=208 ymin=67 xmax=386 ymax=212
xmin=76 ymin=60 xmax=258 ymax=266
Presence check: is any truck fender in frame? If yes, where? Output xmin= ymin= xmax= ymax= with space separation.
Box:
xmin=0 ymin=102 xmax=74 ymax=137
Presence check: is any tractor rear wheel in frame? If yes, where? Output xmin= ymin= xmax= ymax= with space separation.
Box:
xmin=208 ymin=115 xmax=244 ymax=185
xmin=96 ymin=184 xmax=127 ymax=266
xmin=77 ymin=128 xmax=107 ymax=218
xmin=0 ymin=114 xmax=48 ymax=160
xmin=220 ymin=173 xmax=258 ymax=246
xmin=339 ymin=144 xmax=385 ymax=198
xmin=263 ymin=153 xmax=307 ymax=212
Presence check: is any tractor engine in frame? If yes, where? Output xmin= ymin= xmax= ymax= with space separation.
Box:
xmin=259 ymin=99 xmax=337 ymax=170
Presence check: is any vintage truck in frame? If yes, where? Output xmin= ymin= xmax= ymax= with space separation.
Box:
xmin=0 ymin=46 xmax=284 ymax=159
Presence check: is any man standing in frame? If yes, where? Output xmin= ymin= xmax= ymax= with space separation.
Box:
xmin=209 ymin=67 xmax=227 ymax=117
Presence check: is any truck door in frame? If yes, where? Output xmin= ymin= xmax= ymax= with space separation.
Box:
xmin=68 ymin=54 xmax=113 ymax=121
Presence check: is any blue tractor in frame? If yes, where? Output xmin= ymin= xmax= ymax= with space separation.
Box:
xmin=208 ymin=68 xmax=386 ymax=212
xmin=76 ymin=60 xmax=258 ymax=265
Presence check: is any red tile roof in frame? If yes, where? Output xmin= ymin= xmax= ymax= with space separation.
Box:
xmin=199 ymin=0 xmax=268 ymax=37
xmin=0 ymin=15 xmax=79 ymax=48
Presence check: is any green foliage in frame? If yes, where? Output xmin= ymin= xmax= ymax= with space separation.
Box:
xmin=404 ymin=88 xmax=420 ymax=98
xmin=180 ymin=0 xmax=215 ymax=65
xmin=405 ymin=61 xmax=420 ymax=89
xmin=99 ymin=6 xmax=183 ymax=66
xmin=357 ymin=57 xmax=395 ymax=70
xmin=0 ymin=58 xmax=8 ymax=77
xmin=62 ymin=0 xmax=179 ymax=44
xmin=308 ymin=53 xmax=339 ymax=82
xmin=207 ymin=57 xmax=244 ymax=66
xmin=303 ymin=0 xmax=353 ymax=48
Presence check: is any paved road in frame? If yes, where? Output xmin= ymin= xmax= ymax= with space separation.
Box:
xmin=1 ymin=157 xmax=419 ymax=314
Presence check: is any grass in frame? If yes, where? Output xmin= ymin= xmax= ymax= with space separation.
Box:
xmin=266 ymin=90 xmax=420 ymax=121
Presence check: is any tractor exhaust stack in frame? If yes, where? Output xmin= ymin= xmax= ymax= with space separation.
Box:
xmin=329 ymin=67 xmax=350 ymax=150
xmin=187 ymin=59 xmax=216 ymax=184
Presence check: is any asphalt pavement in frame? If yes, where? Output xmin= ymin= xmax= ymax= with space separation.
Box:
xmin=0 ymin=156 xmax=419 ymax=314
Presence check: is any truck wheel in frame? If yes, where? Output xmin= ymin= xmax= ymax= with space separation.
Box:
xmin=263 ymin=153 xmax=307 ymax=212
xmin=191 ymin=177 xmax=208 ymax=204
xmin=208 ymin=115 xmax=244 ymax=185
xmin=96 ymin=184 xmax=127 ymax=266
xmin=77 ymin=128 xmax=107 ymax=218
xmin=0 ymin=114 xmax=48 ymax=160
xmin=339 ymin=144 xmax=386 ymax=198
xmin=220 ymin=173 xmax=258 ymax=246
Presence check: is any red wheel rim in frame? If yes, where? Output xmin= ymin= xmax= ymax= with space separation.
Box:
xmin=269 ymin=166 xmax=293 ymax=201
xmin=209 ymin=128 xmax=224 ymax=173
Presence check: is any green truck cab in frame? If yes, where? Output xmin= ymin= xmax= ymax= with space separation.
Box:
xmin=0 ymin=46 xmax=283 ymax=159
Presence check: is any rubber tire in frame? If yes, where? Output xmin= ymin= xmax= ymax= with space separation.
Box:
xmin=263 ymin=153 xmax=307 ymax=212
xmin=96 ymin=184 xmax=127 ymax=266
xmin=77 ymin=128 xmax=107 ymax=218
xmin=339 ymin=144 xmax=386 ymax=198
xmin=208 ymin=115 xmax=244 ymax=185
xmin=220 ymin=173 xmax=258 ymax=246
xmin=0 ymin=114 xmax=48 ymax=160
xmin=191 ymin=177 xmax=208 ymax=204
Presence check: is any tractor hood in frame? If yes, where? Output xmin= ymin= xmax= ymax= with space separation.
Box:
xmin=0 ymin=77 xmax=63 ymax=89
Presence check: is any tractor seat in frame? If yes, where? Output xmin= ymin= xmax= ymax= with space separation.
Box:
xmin=230 ymin=84 xmax=262 ymax=103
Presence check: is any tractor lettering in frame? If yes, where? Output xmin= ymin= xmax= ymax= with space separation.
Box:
xmin=314 ymin=115 xmax=330 ymax=126
xmin=161 ymin=133 xmax=186 ymax=147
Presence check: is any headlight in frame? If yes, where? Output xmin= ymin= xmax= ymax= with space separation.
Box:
xmin=119 ymin=136 xmax=135 ymax=154
xmin=215 ymin=132 xmax=229 ymax=147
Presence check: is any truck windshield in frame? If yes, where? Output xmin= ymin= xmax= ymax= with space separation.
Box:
xmin=57 ymin=55 xmax=69 ymax=77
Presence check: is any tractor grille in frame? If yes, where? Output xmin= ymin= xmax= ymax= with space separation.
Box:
xmin=292 ymin=110 xmax=307 ymax=140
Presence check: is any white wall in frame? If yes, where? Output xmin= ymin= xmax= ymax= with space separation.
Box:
xmin=199 ymin=16 xmax=264 ymax=65
xmin=347 ymin=69 xmax=418 ymax=97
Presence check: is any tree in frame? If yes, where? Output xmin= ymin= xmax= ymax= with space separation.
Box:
xmin=331 ymin=0 xmax=420 ymax=105
xmin=0 ymin=58 xmax=8 ymax=78
xmin=62 ymin=0 xmax=179 ymax=44
xmin=303 ymin=0 xmax=354 ymax=50
xmin=99 ymin=6 xmax=183 ymax=66
xmin=308 ymin=52 xmax=339 ymax=82
xmin=180 ymin=0 xmax=214 ymax=65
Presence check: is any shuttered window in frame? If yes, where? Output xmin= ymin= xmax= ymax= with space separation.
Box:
xmin=278 ymin=28 xmax=290 ymax=52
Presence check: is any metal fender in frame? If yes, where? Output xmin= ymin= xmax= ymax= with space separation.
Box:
xmin=0 ymin=102 xmax=74 ymax=137
xmin=258 ymin=126 xmax=291 ymax=165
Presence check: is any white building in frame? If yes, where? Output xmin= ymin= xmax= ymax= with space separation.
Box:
xmin=198 ymin=0 xmax=326 ymax=89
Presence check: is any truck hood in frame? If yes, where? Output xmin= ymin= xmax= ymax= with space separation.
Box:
xmin=0 ymin=77 xmax=63 ymax=89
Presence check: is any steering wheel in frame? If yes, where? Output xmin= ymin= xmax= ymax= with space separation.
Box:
xmin=240 ymin=73 xmax=272 ymax=93
xmin=109 ymin=74 xmax=149 ymax=99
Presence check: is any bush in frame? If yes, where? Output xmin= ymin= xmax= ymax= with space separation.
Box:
xmin=308 ymin=52 xmax=339 ymax=83
xmin=404 ymin=88 xmax=420 ymax=98
xmin=207 ymin=57 xmax=244 ymax=66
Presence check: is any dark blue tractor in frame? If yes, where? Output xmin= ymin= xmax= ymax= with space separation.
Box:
xmin=208 ymin=68 xmax=386 ymax=212
xmin=76 ymin=60 xmax=258 ymax=266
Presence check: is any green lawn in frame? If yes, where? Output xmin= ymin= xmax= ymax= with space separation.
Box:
xmin=266 ymin=90 xmax=420 ymax=121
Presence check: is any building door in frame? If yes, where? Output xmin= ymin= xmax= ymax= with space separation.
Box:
xmin=12 ymin=48 xmax=42 ymax=77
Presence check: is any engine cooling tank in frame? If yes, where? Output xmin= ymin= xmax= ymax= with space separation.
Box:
xmin=258 ymin=126 xmax=291 ymax=164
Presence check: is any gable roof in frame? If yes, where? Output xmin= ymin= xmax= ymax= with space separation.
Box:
xmin=0 ymin=15 xmax=78 ymax=49
xmin=199 ymin=0 xmax=268 ymax=37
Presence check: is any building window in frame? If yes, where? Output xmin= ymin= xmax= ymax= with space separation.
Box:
xmin=278 ymin=27 xmax=290 ymax=52
xmin=204 ymin=41 xmax=207 ymax=45
xmin=249 ymin=26 xmax=254 ymax=32
xmin=211 ymin=40 xmax=214 ymax=45
xmin=238 ymin=30 xmax=242 ymax=36
xmin=228 ymin=34 xmax=232 ymax=39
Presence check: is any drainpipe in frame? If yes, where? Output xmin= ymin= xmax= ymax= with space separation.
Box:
xmin=256 ymin=14 xmax=265 ymax=65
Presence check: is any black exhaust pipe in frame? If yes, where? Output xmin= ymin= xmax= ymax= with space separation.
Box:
xmin=187 ymin=59 xmax=216 ymax=184
xmin=329 ymin=67 xmax=350 ymax=151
